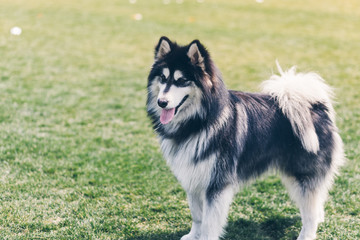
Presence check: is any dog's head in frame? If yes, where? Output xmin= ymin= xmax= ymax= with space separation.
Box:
xmin=147 ymin=37 xmax=218 ymax=126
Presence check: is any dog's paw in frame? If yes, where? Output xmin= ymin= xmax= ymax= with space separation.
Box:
xmin=297 ymin=230 xmax=316 ymax=240
xmin=180 ymin=233 xmax=198 ymax=240
xmin=297 ymin=237 xmax=315 ymax=240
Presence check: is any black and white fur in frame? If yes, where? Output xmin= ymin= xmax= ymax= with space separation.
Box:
xmin=146 ymin=37 xmax=344 ymax=240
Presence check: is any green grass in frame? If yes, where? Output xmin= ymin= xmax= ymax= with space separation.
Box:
xmin=0 ymin=0 xmax=359 ymax=239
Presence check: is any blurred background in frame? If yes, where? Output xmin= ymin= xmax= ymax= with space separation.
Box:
xmin=0 ymin=0 xmax=359 ymax=239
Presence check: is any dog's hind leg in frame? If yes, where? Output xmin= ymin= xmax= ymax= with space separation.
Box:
xmin=181 ymin=192 xmax=203 ymax=240
xmin=282 ymin=176 xmax=329 ymax=240
xmin=297 ymin=189 xmax=326 ymax=240
xmin=198 ymin=185 xmax=235 ymax=240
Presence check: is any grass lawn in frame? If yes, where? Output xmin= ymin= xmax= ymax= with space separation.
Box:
xmin=0 ymin=0 xmax=359 ymax=239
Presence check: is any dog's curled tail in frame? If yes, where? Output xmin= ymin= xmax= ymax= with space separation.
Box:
xmin=261 ymin=61 xmax=335 ymax=154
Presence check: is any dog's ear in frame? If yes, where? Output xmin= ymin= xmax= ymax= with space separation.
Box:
xmin=187 ymin=40 xmax=207 ymax=70
xmin=155 ymin=36 xmax=172 ymax=60
xmin=188 ymin=40 xmax=215 ymax=89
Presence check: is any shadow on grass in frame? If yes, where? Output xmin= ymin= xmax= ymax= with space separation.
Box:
xmin=125 ymin=231 xmax=187 ymax=240
xmin=126 ymin=215 xmax=300 ymax=240
xmin=226 ymin=215 xmax=300 ymax=240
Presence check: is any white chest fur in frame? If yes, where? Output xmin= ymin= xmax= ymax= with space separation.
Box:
xmin=160 ymin=137 xmax=216 ymax=194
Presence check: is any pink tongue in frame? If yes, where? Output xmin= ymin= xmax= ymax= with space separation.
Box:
xmin=160 ymin=108 xmax=175 ymax=124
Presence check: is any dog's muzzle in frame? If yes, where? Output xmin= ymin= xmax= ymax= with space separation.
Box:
xmin=157 ymin=98 xmax=169 ymax=108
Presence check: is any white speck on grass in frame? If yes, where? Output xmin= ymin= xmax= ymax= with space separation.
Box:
xmin=129 ymin=0 xmax=136 ymax=3
xmin=256 ymin=0 xmax=264 ymax=3
xmin=133 ymin=13 xmax=143 ymax=21
xmin=197 ymin=0 xmax=204 ymax=3
xmin=10 ymin=26 xmax=22 ymax=35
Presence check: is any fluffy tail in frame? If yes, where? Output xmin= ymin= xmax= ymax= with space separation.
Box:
xmin=261 ymin=61 xmax=335 ymax=153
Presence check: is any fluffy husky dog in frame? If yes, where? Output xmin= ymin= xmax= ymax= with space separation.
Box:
xmin=146 ymin=37 xmax=344 ymax=240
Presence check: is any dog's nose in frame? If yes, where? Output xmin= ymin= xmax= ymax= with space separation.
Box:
xmin=157 ymin=99 xmax=168 ymax=108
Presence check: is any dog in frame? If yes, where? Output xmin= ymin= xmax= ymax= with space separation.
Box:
xmin=146 ymin=36 xmax=344 ymax=240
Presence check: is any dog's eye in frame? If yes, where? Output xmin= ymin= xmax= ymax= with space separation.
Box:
xmin=176 ymin=77 xmax=188 ymax=85
xmin=160 ymin=74 xmax=167 ymax=84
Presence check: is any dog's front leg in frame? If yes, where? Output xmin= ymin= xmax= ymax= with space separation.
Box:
xmin=198 ymin=185 xmax=235 ymax=240
xmin=181 ymin=192 xmax=203 ymax=240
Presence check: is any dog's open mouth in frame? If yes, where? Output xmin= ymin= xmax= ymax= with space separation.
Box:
xmin=160 ymin=95 xmax=189 ymax=124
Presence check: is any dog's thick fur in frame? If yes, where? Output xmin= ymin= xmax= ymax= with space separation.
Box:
xmin=146 ymin=37 xmax=344 ymax=240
